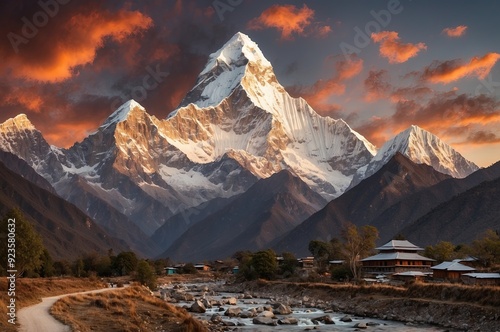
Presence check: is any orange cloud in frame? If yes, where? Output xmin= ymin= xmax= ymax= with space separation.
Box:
xmin=463 ymin=131 xmax=500 ymax=145
xmin=371 ymin=31 xmax=427 ymax=64
xmin=422 ymin=53 xmax=500 ymax=84
xmin=9 ymin=9 xmax=152 ymax=82
xmin=248 ymin=4 xmax=330 ymax=40
xmin=296 ymin=56 xmax=363 ymax=111
xmin=4 ymin=87 xmax=44 ymax=113
xmin=356 ymin=91 xmax=500 ymax=150
xmin=442 ymin=25 xmax=467 ymax=38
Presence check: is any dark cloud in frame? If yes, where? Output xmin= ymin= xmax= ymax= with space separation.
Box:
xmin=464 ymin=131 xmax=500 ymax=144
xmin=364 ymin=70 xmax=391 ymax=102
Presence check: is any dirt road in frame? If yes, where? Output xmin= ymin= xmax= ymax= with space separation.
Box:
xmin=18 ymin=286 xmax=123 ymax=332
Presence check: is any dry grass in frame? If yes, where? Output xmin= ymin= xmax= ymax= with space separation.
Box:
xmin=51 ymin=284 xmax=208 ymax=332
xmin=260 ymin=279 xmax=500 ymax=307
xmin=0 ymin=277 xmax=105 ymax=332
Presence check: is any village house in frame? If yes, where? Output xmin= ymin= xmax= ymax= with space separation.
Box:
xmin=461 ymin=273 xmax=500 ymax=286
xmin=298 ymin=257 xmax=315 ymax=269
xmin=165 ymin=267 xmax=177 ymax=275
xmin=431 ymin=259 xmax=476 ymax=280
xmin=361 ymin=240 xmax=434 ymax=276
xmin=194 ymin=263 xmax=212 ymax=272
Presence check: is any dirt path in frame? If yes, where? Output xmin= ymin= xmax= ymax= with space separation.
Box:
xmin=18 ymin=287 xmax=124 ymax=332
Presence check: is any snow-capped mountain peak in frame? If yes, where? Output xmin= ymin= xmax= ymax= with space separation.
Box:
xmin=170 ymin=32 xmax=279 ymax=114
xmin=200 ymin=32 xmax=271 ymax=76
xmin=350 ymin=125 xmax=479 ymax=188
xmin=0 ymin=114 xmax=36 ymax=133
xmin=100 ymin=99 xmax=146 ymax=130
xmin=375 ymin=125 xmax=479 ymax=177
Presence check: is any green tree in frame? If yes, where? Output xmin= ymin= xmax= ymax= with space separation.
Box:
xmin=38 ymin=248 xmax=55 ymax=277
xmin=179 ymin=263 xmax=198 ymax=274
xmin=136 ymin=260 xmax=157 ymax=289
xmin=340 ymin=223 xmax=379 ymax=280
xmin=53 ymin=260 xmax=72 ymax=276
xmin=308 ymin=240 xmax=331 ymax=271
xmin=279 ymin=252 xmax=298 ymax=277
xmin=114 ymin=251 xmax=138 ymax=275
xmin=0 ymin=209 xmax=45 ymax=277
xmin=424 ymin=241 xmax=456 ymax=262
xmin=469 ymin=230 xmax=500 ymax=267
xmin=73 ymin=258 xmax=84 ymax=277
xmin=250 ymin=249 xmax=277 ymax=280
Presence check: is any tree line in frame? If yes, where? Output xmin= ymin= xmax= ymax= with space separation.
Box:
xmin=1 ymin=209 xmax=499 ymax=286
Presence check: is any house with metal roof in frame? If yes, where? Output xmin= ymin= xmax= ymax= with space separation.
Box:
xmin=461 ymin=273 xmax=500 ymax=286
xmin=431 ymin=259 xmax=476 ymax=280
xmin=361 ymin=240 xmax=434 ymax=276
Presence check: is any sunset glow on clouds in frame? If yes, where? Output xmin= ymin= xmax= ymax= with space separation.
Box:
xmin=247 ymin=4 xmax=331 ymax=40
xmin=5 ymin=9 xmax=152 ymax=82
xmin=422 ymin=53 xmax=500 ymax=84
xmin=442 ymin=25 xmax=468 ymax=38
xmin=289 ymin=55 xmax=363 ymax=114
xmin=0 ymin=1 xmax=498 ymax=167
xmin=371 ymin=31 xmax=427 ymax=64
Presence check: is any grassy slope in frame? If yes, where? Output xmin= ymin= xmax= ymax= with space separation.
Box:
xmin=50 ymin=285 xmax=207 ymax=332
xmin=0 ymin=277 xmax=105 ymax=332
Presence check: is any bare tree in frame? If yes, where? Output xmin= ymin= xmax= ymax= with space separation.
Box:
xmin=340 ymin=223 xmax=378 ymax=280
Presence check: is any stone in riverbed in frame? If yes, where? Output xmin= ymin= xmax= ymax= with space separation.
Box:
xmin=312 ymin=315 xmax=335 ymax=324
xmin=340 ymin=315 xmax=352 ymax=322
xmin=240 ymin=310 xmax=256 ymax=318
xmin=224 ymin=306 xmax=242 ymax=317
xmin=273 ymin=303 xmax=293 ymax=315
xmin=278 ymin=317 xmax=298 ymax=325
xmin=258 ymin=310 xmax=275 ymax=318
xmin=190 ymin=300 xmax=206 ymax=313
xmin=227 ymin=297 xmax=237 ymax=305
xmin=253 ymin=317 xmax=278 ymax=326
xmin=354 ymin=322 xmax=368 ymax=329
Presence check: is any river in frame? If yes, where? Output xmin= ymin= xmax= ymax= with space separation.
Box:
xmin=160 ymin=281 xmax=447 ymax=331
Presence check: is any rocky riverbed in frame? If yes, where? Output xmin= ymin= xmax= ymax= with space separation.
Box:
xmin=155 ymin=280 xmax=492 ymax=331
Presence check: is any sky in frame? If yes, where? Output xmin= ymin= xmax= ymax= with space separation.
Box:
xmin=0 ymin=0 xmax=499 ymax=167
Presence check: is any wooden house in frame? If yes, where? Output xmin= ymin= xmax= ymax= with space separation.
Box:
xmin=194 ymin=263 xmax=212 ymax=271
xmin=361 ymin=240 xmax=434 ymax=276
xmin=431 ymin=260 xmax=476 ymax=280
xmin=461 ymin=273 xmax=500 ymax=286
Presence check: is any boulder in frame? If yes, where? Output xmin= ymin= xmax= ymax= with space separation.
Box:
xmin=190 ymin=300 xmax=206 ymax=313
xmin=253 ymin=317 xmax=278 ymax=326
xmin=227 ymin=297 xmax=237 ymax=305
xmin=258 ymin=310 xmax=275 ymax=318
xmin=201 ymin=298 xmax=212 ymax=308
xmin=340 ymin=315 xmax=352 ymax=322
xmin=273 ymin=303 xmax=293 ymax=315
xmin=278 ymin=317 xmax=299 ymax=325
xmin=224 ymin=306 xmax=242 ymax=317
xmin=222 ymin=320 xmax=236 ymax=326
xmin=240 ymin=310 xmax=256 ymax=318
xmin=210 ymin=314 xmax=222 ymax=323
xmin=354 ymin=322 xmax=368 ymax=329
xmin=312 ymin=315 xmax=335 ymax=325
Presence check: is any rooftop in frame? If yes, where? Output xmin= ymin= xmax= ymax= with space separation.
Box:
xmin=462 ymin=273 xmax=500 ymax=279
xmin=375 ymin=240 xmax=424 ymax=251
xmin=362 ymin=252 xmax=434 ymax=262
xmin=431 ymin=261 xmax=476 ymax=271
